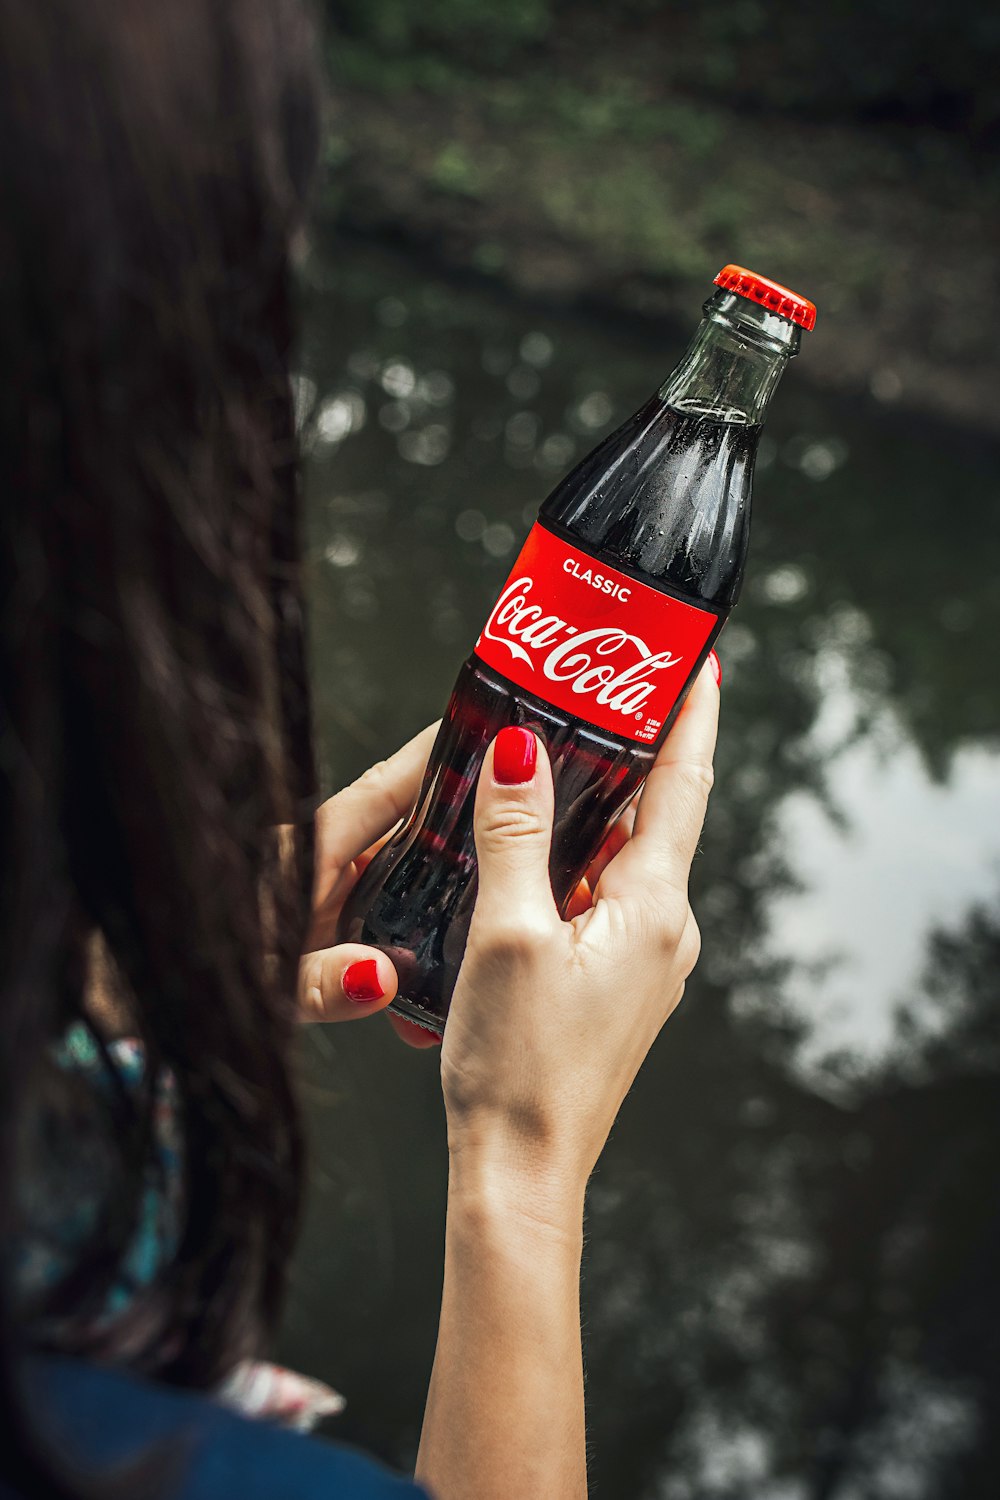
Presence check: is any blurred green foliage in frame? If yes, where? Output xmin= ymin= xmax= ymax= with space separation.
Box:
xmin=327 ymin=0 xmax=999 ymax=133
xmin=332 ymin=0 xmax=550 ymax=67
xmin=320 ymin=0 xmax=1000 ymax=427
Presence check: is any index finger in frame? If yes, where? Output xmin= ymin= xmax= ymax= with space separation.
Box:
xmin=314 ymin=721 xmax=440 ymax=888
xmin=595 ymin=661 xmax=719 ymax=903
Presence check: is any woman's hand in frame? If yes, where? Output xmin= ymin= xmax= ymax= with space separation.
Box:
xmin=297 ymin=716 xmax=653 ymax=1048
xmin=297 ymin=723 xmax=438 ymax=1025
xmin=442 ymin=660 xmax=720 ymax=1211
xmin=417 ymin=661 xmax=719 ymax=1500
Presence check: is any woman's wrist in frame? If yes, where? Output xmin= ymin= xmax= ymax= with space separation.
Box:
xmin=446 ymin=1129 xmax=588 ymax=1246
xmin=421 ymin=1122 xmax=589 ymax=1500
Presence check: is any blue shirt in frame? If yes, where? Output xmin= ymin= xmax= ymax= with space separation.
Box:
xmin=13 ymin=1357 xmax=429 ymax=1500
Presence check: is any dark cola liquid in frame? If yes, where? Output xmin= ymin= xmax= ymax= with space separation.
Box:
xmin=339 ymin=402 xmax=760 ymax=1030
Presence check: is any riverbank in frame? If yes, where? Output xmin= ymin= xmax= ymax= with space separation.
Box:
xmin=321 ymin=64 xmax=999 ymax=433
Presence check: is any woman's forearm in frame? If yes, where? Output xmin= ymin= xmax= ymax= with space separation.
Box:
xmin=415 ymin=1156 xmax=588 ymax=1500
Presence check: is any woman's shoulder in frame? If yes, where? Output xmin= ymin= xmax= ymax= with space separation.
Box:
xmin=20 ymin=1356 xmax=427 ymax=1500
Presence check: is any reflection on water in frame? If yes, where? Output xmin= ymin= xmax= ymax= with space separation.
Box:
xmin=280 ymin=237 xmax=1000 ymax=1498
xmin=770 ymin=725 xmax=1000 ymax=1079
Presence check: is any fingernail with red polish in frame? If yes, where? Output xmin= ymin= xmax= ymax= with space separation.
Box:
xmin=343 ymin=959 xmax=384 ymax=1004
xmin=494 ymin=726 xmax=537 ymax=786
xmin=708 ymin=650 xmax=722 ymax=688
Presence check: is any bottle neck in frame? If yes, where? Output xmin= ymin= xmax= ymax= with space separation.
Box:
xmin=659 ymin=288 xmax=801 ymax=426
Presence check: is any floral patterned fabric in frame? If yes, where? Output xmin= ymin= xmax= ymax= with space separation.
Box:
xmin=16 ymin=1024 xmax=343 ymax=1433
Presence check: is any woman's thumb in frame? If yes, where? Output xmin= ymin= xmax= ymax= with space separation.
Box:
xmin=298 ymin=945 xmax=398 ymax=1023
xmin=472 ymin=727 xmax=559 ymax=931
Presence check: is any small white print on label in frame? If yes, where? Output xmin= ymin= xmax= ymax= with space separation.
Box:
xmin=562 ymin=557 xmax=632 ymax=602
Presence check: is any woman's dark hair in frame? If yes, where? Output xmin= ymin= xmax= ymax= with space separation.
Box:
xmin=0 ymin=0 xmax=321 ymax=1490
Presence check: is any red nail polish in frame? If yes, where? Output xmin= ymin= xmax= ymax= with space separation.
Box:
xmin=708 ymin=650 xmax=722 ymax=687
xmin=343 ymin=959 xmax=384 ymax=1003
xmin=494 ymin=726 xmax=537 ymax=786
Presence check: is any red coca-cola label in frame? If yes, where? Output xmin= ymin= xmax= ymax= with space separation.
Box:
xmin=473 ymin=523 xmax=718 ymax=744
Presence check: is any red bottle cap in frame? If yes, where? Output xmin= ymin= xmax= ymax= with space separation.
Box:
xmin=713 ymin=264 xmax=816 ymax=331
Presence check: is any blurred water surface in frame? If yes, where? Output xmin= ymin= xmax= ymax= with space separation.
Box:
xmin=279 ymin=236 xmax=1000 ymax=1499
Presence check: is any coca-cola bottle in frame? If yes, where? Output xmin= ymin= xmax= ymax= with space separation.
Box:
xmin=340 ymin=266 xmax=815 ymax=1032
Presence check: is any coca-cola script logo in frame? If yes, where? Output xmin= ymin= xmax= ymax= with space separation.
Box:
xmin=481 ymin=575 xmax=683 ymax=719
xmin=473 ymin=524 xmax=718 ymax=743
